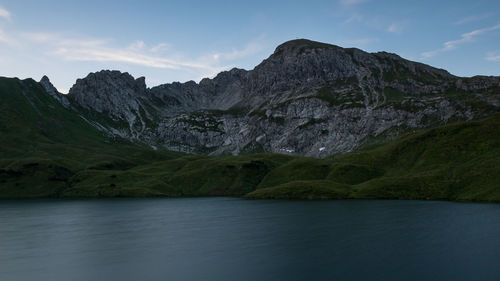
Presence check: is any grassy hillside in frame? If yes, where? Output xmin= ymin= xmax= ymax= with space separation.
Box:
xmin=1 ymin=77 xmax=499 ymax=202
xmin=246 ymin=114 xmax=500 ymax=202
xmin=0 ymin=77 xmax=181 ymax=198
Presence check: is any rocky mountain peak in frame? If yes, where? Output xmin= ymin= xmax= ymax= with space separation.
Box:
xmin=70 ymin=70 xmax=147 ymax=95
xmin=39 ymin=75 xmax=70 ymax=108
xmin=39 ymin=75 xmax=57 ymax=93
xmin=273 ymin=39 xmax=341 ymax=56
xmin=245 ymin=39 xmax=359 ymax=96
xmin=40 ymin=75 xmax=51 ymax=84
xmin=68 ymin=70 xmax=150 ymax=125
xmin=69 ymin=70 xmax=147 ymax=98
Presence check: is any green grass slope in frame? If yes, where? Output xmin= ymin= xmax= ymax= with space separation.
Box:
xmin=246 ymin=114 xmax=500 ymax=202
xmin=0 ymin=77 xmax=181 ymax=198
xmin=1 ymin=76 xmax=499 ymax=202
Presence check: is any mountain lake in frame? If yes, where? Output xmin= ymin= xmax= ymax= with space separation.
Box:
xmin=1 ymin=198 xmax=499 ymax=281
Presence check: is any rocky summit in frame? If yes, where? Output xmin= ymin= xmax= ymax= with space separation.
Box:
xmin=41 ymin=39 xmax=500 ymax=157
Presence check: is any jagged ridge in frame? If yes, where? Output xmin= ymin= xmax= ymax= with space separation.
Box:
xmin=42 ymin=39 xmax=500 ymax=157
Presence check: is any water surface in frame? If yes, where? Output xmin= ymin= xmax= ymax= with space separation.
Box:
xmin=1 ymin=198 xmax=499 ymax=281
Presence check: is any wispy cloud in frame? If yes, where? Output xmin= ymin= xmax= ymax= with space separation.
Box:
xmin=55 ymin=47 xmax=185 ymax=69
xmin=0 ymin=5 xmax=11 ymax=21
xmin=3 ymin=30 xmax=265 ymax=82
xmin=211 ymin=41 xmax=264 ymax=61
xmin=0 ymin=28 xmax=9 ymax=44
xmin=21 ymin=32 xmax=111 ymax=47
xmin=0 ymin=7 xmax=265 ymax=86
xmin=387 ymin=23 xmax=403 ymax=33
xmin=340 ymin=0 xmax=368 ymax=6
xmin=421 ymin=24 xmax=500 ymax=59
xmin=486 ymin=51 xmax=500 ymax=62
xmin=128 ymin=40 xmax=145 ymax=51
xmin=149 ymin=43 xmax=170 ymax=53
xmin=454 ymin=13 xmax=492 ymax=25
xmin=344 ymin=13 xmax=363 ymax=24
xmin=0 ymin=28 xmax=16 ymax=45
xmin=27 ymin=34 xmax=227 ymax=71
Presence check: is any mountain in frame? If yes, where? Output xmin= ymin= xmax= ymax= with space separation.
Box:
xmin=47 ymin=39 xmax=500 ymax=157
xmin=1 ymin=38 xmax=500 ymax=200
xmin=1 ymin=75 xmax=499 ymax=201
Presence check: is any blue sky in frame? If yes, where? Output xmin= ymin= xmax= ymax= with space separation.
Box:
xmin=0 ymin=0 xmax=498 ymax=93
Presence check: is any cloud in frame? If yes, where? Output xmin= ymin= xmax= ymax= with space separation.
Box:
xmin=454 ymin=13 xmax=492 ymax=25
xmin=210 ymin=41 xmax=264 ymax=61
xmin=421 ymin=24 xmax=500 ymax=59
xmin=54 ymin=46 xmax=224 ymax=71
xmin=486 ymin=52 xmax=500 ymax=62
xmin=55 ymin=47 xmax=180 ymax=69
xmin=46 ymin=37 xmax=221 ymax=71
xmin=128 ymin=40 xmax=145 ymax=51
xmin=21 ymin=32 xmax=111 ymax=48
xmin=0 ymin=21 xmax=268 ymax=88
xmin=340 ymin=0 xmax=368 ymax=5
xmin=344 ymin=14 xmax=363 ymax=24
xmin=150 ymin=43 xmax=170 ymax=53
xmin=0 ymin=5 xmax=11 ymax=21
xmin=0 ymin=28 xmax=9 ymax=44
xmin=8 ymin=30 xmax=265 ymax=81
xmin=190 ymin=40 xmax=267 ymax=80
xmin=387 ymin=23 xmax=403 ymax=33
xmin=0 ymin=32 xmax=8 ymax=44
xmin=0 ymin=28 xmax=16 ymax=45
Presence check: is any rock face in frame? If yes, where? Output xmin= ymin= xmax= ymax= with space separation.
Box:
xmin=39 ymin=76 xmax=70 ymax=108
xmin=68 ymin=71 xmax=155 ymax=139
xmin=43 ymin=39 xmax=500 ymax=157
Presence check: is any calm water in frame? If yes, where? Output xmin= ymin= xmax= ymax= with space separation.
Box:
xmin=1 ymin=198 xmax=499 ymax=281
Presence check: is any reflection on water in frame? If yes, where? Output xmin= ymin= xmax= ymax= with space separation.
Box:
xmin=1 ymin=198 xmax=499 ymax=281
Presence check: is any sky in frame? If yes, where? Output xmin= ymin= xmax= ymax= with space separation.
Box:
xmin=0 ymin=0 xmax=498 ymax=93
